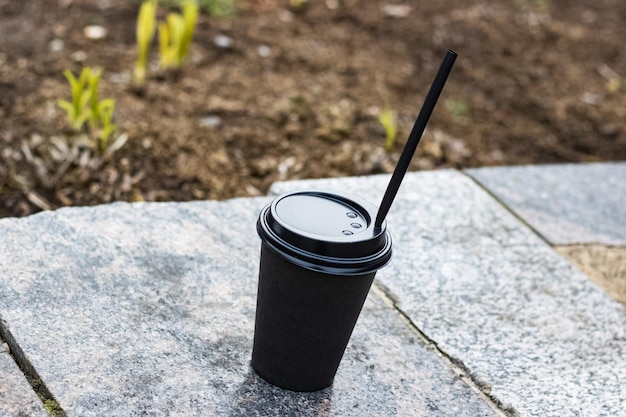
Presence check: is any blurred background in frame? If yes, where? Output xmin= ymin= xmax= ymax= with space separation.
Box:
xmin=0 ymin=0 xmax=624 ymax=217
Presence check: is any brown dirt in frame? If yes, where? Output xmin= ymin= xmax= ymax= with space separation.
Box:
xmin=557 ymin=245 xmax=626 ymax=305
xmin=1 ymin=0 xmax=625 ymax=218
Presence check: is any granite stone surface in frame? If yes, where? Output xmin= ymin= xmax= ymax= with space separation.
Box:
xmin=0 ymin=198 xmax=497 ymax=417
xmin=466 ymin=162 xmax=626 ymax=245
xmin=270 ymin=170 xmax=626 ymax=417
xmin=0 ymin=341 xmax=48 ymax=417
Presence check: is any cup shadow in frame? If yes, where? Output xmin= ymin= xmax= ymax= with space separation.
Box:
xmin=229 ymin=365 xmax=333 ymax=417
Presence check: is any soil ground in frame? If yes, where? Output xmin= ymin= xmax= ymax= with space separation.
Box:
xmin=1 ymin=0 xmax=625 ymax=218
xmin=557 ymin=245 xmax=626 ymax=305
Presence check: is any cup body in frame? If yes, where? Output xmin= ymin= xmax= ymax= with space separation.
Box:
xmin=252 ymin=191 xmax=392 ymax=391
xmin=252 ymin=244 xmax=376 ymax=391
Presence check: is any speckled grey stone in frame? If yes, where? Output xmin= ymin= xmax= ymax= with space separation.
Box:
xmin=466 ymin=162 xmax=626 ymax=245
xmin=0 ymin=342 xmax=48 ymax=417
xmin=270 ymin=170 xmax=626 ymax=417
xmin=0 ymin=198 xmax=496 ymax=417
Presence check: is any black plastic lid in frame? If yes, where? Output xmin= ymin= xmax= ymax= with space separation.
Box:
xmin=257 ymin=191 xmax=392 ymax=275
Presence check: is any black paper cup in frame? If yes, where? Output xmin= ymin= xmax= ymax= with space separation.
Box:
xmin=252 ymin=190 xmax=392 ymax=392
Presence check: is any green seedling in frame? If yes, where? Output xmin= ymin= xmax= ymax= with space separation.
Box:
xmin=134 ymin=0 xmax=157 ymax=84
xmin=180 ymin=0 xmax=199 ymax=60
xmin=159 ymin=0 xmax=198 ymax=69
xmin=159 ymin=13 xmax=183 ymax=68
xmin=57 ymin=68 xmax=92 ymax=130
xmin=96 ymin=99 xmax=116 ymax=151
xmin=57 ymin=67 xmax=119 ymax=153
xmin=204 ymin=0 xmax=235 ymax=17
xmin=158 ymin=0 xmax=235 ymax=17
xmin=446 ymin=99 xmax=469 ymax=119
xmin=378 ymin=107 xmax=397 ymax=152
xmin=606 ymin=78 xmax=621 ymax=94
xmin=87 ymin=67 xmax=103 ymax=126
xmin=289 ymin=0 xmax=308 ymax=9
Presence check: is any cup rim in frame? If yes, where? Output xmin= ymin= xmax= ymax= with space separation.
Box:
xmin=257 ymin=190 xmax=393 ymax=275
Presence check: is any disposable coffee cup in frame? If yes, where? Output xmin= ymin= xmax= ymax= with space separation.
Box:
xmin=251 ymin=50 xmax=457 ymax=392
xmin=252 ymin=190 xmax=392 ymax=392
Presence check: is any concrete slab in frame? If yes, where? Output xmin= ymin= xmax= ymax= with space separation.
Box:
xmin=0 ymin=198 xmax=497 ymax=417
xmin=0 ymin=342 xmax=48 ymax=417
xmin=465 ymin=162 xmax=626 ymax=245
xmin=270 ymin=170 xmax=626 ymax=417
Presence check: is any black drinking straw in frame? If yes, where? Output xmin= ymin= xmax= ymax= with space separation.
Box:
xmin=374 ymin=49 xmax=457 ymax=228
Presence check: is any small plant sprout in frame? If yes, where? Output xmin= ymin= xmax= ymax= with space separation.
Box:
xmin=134 ymin=0 xmax=157 ymax=84
xmin=204 ymin=0 xmax=235 ymax=17
xmin=57 ymin=68 xmax=92 ymax=130
xmin=289 ymin=0 xmax=308 ymax=9
xmin=446 ymin=98 xmax=469 ymax=119
xmin=159 ymin=0 xmax=199 ymax=69
xmin=606 ymin=77 xmax=621 ymax=94
xmin=87 ymin=67 xmax=103 ymax=127
xmin=95 ymin=99 xmax=116 ymax=151
xmin=159 ymin=0 xmax=235 ymax=17
xmin=180 ymin=0 xmax=199 ymax=60
xmin=57 ymin=67 xmax=121 ymax=153
xmin=159 ymin=14 xmax=183 ymax=68
xmin=378 ymin=107 xmax=397 ymax=152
